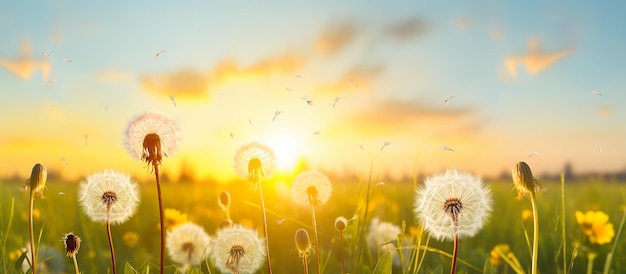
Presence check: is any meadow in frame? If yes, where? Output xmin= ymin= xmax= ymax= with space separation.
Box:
xmin=0 ymin=174 xmax=624 ymax=274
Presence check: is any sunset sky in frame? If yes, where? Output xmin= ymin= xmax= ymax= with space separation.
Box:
xmin=1 ymin=1 xmax=625 ymax=183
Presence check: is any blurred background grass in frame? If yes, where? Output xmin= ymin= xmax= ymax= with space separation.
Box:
xmin=1 ymin=177 xmax=624 ymax=273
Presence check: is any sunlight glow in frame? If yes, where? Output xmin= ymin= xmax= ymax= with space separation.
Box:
xmin=266 ymin=134 xmax=300 ymax=173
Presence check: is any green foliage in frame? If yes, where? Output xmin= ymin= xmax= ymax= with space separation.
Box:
xmin=372 ymin=252 xmax=393 ymax=274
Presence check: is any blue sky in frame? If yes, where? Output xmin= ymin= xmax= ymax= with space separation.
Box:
xmin=1 ymin=1 xmax=625 ymax=182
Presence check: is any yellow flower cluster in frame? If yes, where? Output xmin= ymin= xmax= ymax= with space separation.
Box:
xmin=575 ymin=210 xmax=615 ymax=245
xmin=164 ymin=208 xmax=189 ymax=231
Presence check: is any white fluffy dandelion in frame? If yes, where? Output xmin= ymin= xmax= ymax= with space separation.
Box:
xmin=78 ymin=170 xmax=140 ymax=224
xmin=124 ymin=112 xmax=180 ymax=165
xmin=365 ymin=218 xmax=407 ymax=267
xmin=291 ymin=170 xmax=332 ymax=207
xmin=414 ymin=169 xmax=492 ymax=241
xmin=166 ymin=222 xmax=211 ymax=271
xmin=233 ymin=142 xmax=276 ymax=182
xmin=211 ymin=225 xmax=265 ymax=274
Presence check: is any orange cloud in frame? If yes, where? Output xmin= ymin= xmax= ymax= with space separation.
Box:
xmin=505 ymin=37 xmax=574 ymax=78
xmin=315 ymin=22 xmax=359 ymax=55
xmin=140 ymin=53 xmax=305 ymax=98
xmin=0 ymin=42 xmax=51 ymax=81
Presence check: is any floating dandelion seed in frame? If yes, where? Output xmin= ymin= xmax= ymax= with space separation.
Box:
xmin=440 ymin=145 xmax=454 ymax=151
xmin=272 ymin=110 xmax=281 ymax=121
xmin=528 ymin=151 xmax=538 ymax=157
xmin=155 ymin=49 xmax=166 ymax=58
xmin=444 ymin=95 xmax=456 ymax=105
xmin=374 ymin=181 xmax=385 ymax=187
xmin=359 ymin=144 xmax=365 ymax=151
xmin=211 ymin=225 xmax=265 ymax=274
xmin=84 ymin=134 xmax=88 ymax=146
xmin=380 ymin=141 xmax=391 ymax=151
xmin=60 ymin=157 xmax=69 ymax=166
xmin=286 ymin=87 xmax=292 ymax=92
xmin=248 ymin=119 xmax=253 ymax=126
xmin=168 ymin=95 xmax=176 ymax=107
xmin=591 ymin=90 xmax=603 ymax=96
xmin=41 ymin=51 xmax=50 ymax=56
xmin=296 ymin=74 xmax=302 ymax=79
xmin=333 ymin=97 xmax=341 ymax=108
xmin=301 ymin=96 xmax=313 ymax=106
xmin=166 ymin=222 xmax=211 ymax=270
xmin=312 ymin=131 xmax=320 ymax=135
xmin=230 ymin=132 xmax=234 ymax=140
xmin=277 ymin=217 xmax=287 ymax=225
xmin=350 ymin=79 xmax=358 ymax=88
xmin=63 ymin=59 xmax=72 ymax=63
xmin=58 ymin=192 xmax=65 ymax=195
xmin=78 ymin=170 xmax=140 ymax=224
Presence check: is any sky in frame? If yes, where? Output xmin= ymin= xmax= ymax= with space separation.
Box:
xmin=1 ymin=1 xmax=625 ymax=183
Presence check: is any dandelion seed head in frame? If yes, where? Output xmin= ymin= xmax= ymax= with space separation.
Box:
xmin=366 ymin=218 xmax=406 ymax=266
xmin=25 ymin=163 xmax=47 ymax=198
xmin=291 ymin=170 xmax=332 ymax=207
xmin=294 ymin=228 xmax=312 ymax=258
xmin=335 ymin=216 xmax=348 ymax=232
xmin=166 ymin=222 xmax=211 ymax=268
xmin=211 ymin=225 xmax=265 ymax=274
xmin=124 ymin=112 xmax=180 ymax=165
xmin=414 ymin=169 xmax=493 ymax=241
xmin=234 ymin=142 xmax=276 ymax=183
xmin=78 ymin=170 xmax=140 ymax=224
xmin=512 ymin=161 xmax=538 ymax=200
xmin=62 ymin=232 xmax=81 ymax=257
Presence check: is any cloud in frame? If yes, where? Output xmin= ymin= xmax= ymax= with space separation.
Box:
xmin=140 ymin=69 xmax=209 ymax=98
xmin=140 ymin=53 xmax=305 ymax=98
xmin=330 ymin=99 xmax=477 ymax=136
xmin=383 ymin=16 xmax=428 ymax=42
xmin=0 ymin=41 xmax=51 ymax=80
xmin=505 ymin=37 xmax=574 ymax=78
xmin=315 ymin=22 xmax=359 ymax=55
xmin=314 ymin=64 xmax=384 ymax=94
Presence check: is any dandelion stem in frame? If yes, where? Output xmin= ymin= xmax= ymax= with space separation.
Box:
xmin=311 ymin=206 xmax=321 ymax=274
xmin=302 ymin=255 xmax=309 ymax=274
xmin=450 ymin=230 xmax=459 ymax=274
xmin=28 ymin=190 xmax=37 ymax=274
xmin=71 ymin=254 xmax=80 ymax=274
xmin=339 ymin=231 xmax=346 ymax=274
xmin=154 ymin=164 xmax=165 ymax=274
xmin=586 ymin=253 xmax=597 ymax=274
xmin=257 ymin=179 xmax=273 ymax=274
xmin=561 ymin=173 xmax=567 ymax=274
xmin=106 ymin=219 xmax=117 ymax=274
xmin=530 ymin=192 xmax=539 ymax=274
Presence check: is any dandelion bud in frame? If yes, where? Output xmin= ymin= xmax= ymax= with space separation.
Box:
xmin=512 ymin=162 xmax=536 ymax=200
xmin=63 ymin=232 xmax=81 ymax=257
xmin=334 ymin=217 xmax=348 ymax=232
xmin=294 ymin=228 xmax=311 ymax=257
xmin=218 ymin=191 xmax=231 ymax=211
xmin=26 ymin=163 xmax=47 ymax=198
xmin=219 ymin=219 xmax=233 ymax=229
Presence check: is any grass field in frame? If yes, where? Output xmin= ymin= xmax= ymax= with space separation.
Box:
xmin=1 ymin=175 xmax=625 ymax=274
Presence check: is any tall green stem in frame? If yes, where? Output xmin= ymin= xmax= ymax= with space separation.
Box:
xmin=586 ymin=253 xmax=597 ymax=274
xmin=311 ymin=206 xmax=321 ymax=274
xmin=28 ymin=190 xmax=37 ymax=274
xmin=340 ymin=231 xmax=346 ymax=274
xmin=106 ymin=219 xmax=117 ymax=274
xmin=561 ymin=173 xmax=567 ymax=274
xmin=71 ymin=254 xmax=80 ymax=274
xmin=257 ymin=180 xmax=273 ymax=274
xmin=530 ymin=193 xmax=539 ymax=274
xmin=154 ymin=164 xmax=165 ymax=274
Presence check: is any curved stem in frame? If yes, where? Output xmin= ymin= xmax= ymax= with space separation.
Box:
xmin=530 ymin=193 xmax=539 ymax=274
xmin=340 ymin=231 xmax=346 ymax=274
xmin=257 ymin=180 xmax=272 ymax=274
xmin=154 ymin=164 xmax=165 ymax=274
xmin=106 ymin=219 xmax=117 ymax=274
xmin=311 ymin=206 xmax=321 ymax=274
xmin=28 ymin=191 xmax=37 ymax=274
xmin=72 ymin=254 xmax=80 ymax=274
xmin=450 ymin=232 xmax=459 ymax=274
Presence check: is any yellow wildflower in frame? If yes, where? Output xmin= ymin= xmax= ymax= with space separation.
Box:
xmin=123 ymin=231 xmax=139 ymax=248
xmin=163 ymin=208 xmax=188 ymax=231
xmin=521 ymin=209 xmax=533 ymax=221
xmin=575 ymin=210 xmax=615 ymax=245
xmin=489 ymin=244 xmax=511 ymax=266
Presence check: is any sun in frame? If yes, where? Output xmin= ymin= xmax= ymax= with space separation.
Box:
xmin=265 ymin=134 xmax=301 ymax=173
